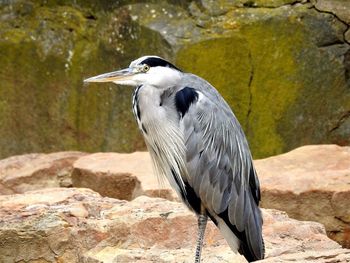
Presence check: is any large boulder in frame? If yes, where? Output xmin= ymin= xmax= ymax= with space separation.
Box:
xmin=0 ymin=1 xmax=349 ymax=159
xmin=0 ymin=151 xmax=177 ymax=200
xmin=71 ymin=152 xmax=178 ymax=201
xmin=0 ymin=151 xmax=85 ymax=194
xmin=0 ymin=187 xmax=349 ymax=263
xmin=256 ymin=144 xmax=350 ymax=248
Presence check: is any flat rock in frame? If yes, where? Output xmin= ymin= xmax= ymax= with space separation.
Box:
xmin=259 ymin=249 xmax=350 ymax=263
xmin=71 ymin=152 xmax=177 ymax=201
xmin=0 ymin=151 xmax=86 ymax=194
xmin=256 ymin=144 xmax=350 ymax=248
xmin=0 ymin=188 xmax=349 ymax=263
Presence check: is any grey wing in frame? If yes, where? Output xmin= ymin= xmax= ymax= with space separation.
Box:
xmin=180 ymin=87 xmax=264 ymax=261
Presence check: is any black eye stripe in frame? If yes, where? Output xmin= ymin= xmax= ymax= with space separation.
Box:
xmin=140 ymin=57 xmax=182 ymax=72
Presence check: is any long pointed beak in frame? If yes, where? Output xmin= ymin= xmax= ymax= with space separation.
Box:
xmin=84 ymin=68 xmax=135 ymax=83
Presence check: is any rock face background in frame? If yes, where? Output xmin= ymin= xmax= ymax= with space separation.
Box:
xmin=0 ymin=0 xmax=349 ymax=159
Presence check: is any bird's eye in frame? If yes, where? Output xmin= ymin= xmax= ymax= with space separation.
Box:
xmin=142 ymin=64 xmax=150 ymax=73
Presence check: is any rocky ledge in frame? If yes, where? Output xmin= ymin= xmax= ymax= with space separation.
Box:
xmin=0 ymin=145 xmax=350 ymax=262
xmin=0 ymin=187 xmax=349 ymax=263
xmin=257 ymin=144 xmax=350 ymax=248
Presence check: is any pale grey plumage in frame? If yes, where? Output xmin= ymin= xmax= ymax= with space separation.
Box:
xmin=84 ymin=55 xmax=264 ymax=262
xmin=159 ymin=73 xmax=263 ymax=260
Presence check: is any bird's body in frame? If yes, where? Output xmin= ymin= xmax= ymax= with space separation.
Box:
xmin=85 ymin=56 xmax=264 ymax=262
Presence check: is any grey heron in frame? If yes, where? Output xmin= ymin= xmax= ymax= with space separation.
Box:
xmin=84 ymin=56 xmax=264 ymax=262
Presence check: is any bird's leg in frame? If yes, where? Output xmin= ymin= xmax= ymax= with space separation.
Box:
xmin=194 ymin=212 xmax=208 ymax=263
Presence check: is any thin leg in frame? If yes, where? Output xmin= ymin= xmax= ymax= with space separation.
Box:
xmin=194 ymin=213 xmax=208 ymax=263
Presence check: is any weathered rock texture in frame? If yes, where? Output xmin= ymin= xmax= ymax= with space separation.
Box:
xmin=69 ymin=146 xmax=350 ymax=248
xmin=71 ymin=152 xmax=178 ymax=201
xmin=0 ymin=145 xmax=350 ymax=250
xmin=0 ymin=1 xmax=349 ymax=159
xmin=256 ymin=144 xmax=350 ymax=248
xmin=0 ymin=151 xmax=177 ymax=200
xmin=0 ymin=188 xmax=349 ymax=263
xmin=70 ymin=146 xmax=350 ymax=248
xmin=2 ymin=146 xmax=348 ymax=249
xmin=0 ymin=151 xmax=85 ymax=194
xmin=72 ymin=152 xmax=177 ymax=201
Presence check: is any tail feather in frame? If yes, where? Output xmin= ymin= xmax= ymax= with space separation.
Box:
xmin=216 ymin=208 xmax=264 ymax=262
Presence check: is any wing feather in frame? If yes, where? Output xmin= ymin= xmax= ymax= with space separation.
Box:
xmin=178 ymin=78 xmax=264 ymax=260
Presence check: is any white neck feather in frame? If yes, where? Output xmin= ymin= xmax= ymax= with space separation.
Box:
xmin=136 ymin=85 xmax=187 ymax=198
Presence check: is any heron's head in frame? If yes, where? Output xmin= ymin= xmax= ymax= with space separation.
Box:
xmin=84 ymin=55 xmax=183 ymax=88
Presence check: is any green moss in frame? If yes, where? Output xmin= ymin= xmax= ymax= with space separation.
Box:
xmin=176 ymin=7 xmax=307 ymax=158
xmin=176 ymin=37 xmax=252 ymax=127
xmin=202 ymin=0 xmax=300 ymax=12
xmin=240 ymin=19 xmax=305 ymax=158
xmin=0 ymin=40 xmax=67 ymax=155
xmin=0 ymin=1 xmax=179 ymax=158
xmin=235 ymin=0 xmax=300 ymax=7
xmin=2 ymin=28 xmax=29 ymax=43
xmin=278 ymin=15 xmax=350 ymax=149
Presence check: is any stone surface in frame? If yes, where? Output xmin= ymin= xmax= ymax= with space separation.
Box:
xmin=313 ymin=0 xmax=350 ymax=24
xmin=0 ymin=187 xmax=349 ymax=263
xmin=70 ymin=147 xmax=350 ymax=248
xmin=0 ymin=1 xmax=349 ymax=159
xmin=259 ymin=249 xmax=350 ymax=263
xmin=4 ymin=147 xmax=347 ymax=250
xmin=0 ymin=151 xmax=85 ymax=194
xmin=0 ymin=1 xmax=165 ymax=158
xmin=174 ymin=4 xmax=350 ymax=158
xmin=71 ymin=152 xmax=177 ymax=201
xmin=256 ymin=144 xmax=350 ymax=248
